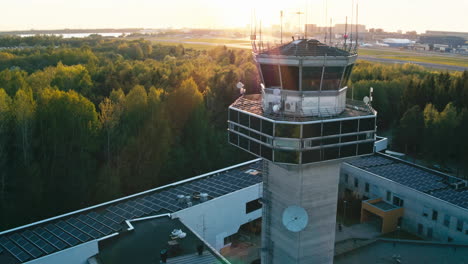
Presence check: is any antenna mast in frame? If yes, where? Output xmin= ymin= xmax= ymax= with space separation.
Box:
xmin=355 ymin=3 xmax=359 ymax=52
xmin=280 ymin=10 xmax=283 ymax=44
xmin=344 ymin=16 xmax=348 ymax=50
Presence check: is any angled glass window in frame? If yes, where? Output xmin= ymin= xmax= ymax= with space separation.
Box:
xmin=229 ymin=109 xmax=239 ymax=123
xmin=359 ymin=118 xmax=376 ymax=132
xmin=275 ymin=124 xmax=301 ymax=138
xmin=261 ymin=145 xmax=273 ymax=160
xmin=239 ymin=112 xmax=250 ymax=127
xmin=261 ymin=119 xmax=273 ymax=136
xmin=249 ymin=140 xmax=260 ymax=156
xmin=274 ymin=150 xmax=300 ymax=164
xmin=302 ymin=67 xmax=323 ymax=91
xmin=322 ymin=66 xmax=344 ymax=90
xmin=341 ymin=119 xmax=358 ymax=133
xmin=260 ymin=64 xmax=281 ymax=87
xmin=340 ymin=144 xmax=357 ymax=157
xmin=323 ymin=121 xmax=340 ymax=136
xmin=323 ymin=147 xmax=339 ymax=160
xmin=341 ymin=135 xmax=357 ymax=143
xmin=322 ymin=136 xmax=339 ymax=145
xmin=250 ymin=116 xmax=261 ymax=132
xmin=239 ymin=136 xmax=249 ymax=150
xmin=280 ymin=66 xmax=299 ymax=91
xmin=302 ymin=149 xmax=321 ymax=163
xmin=228 ymin=131 xmax=238 ymax=145
xmin=358 ymin=142 xmax=374 ymax=155
xmin=303 ymin=123 xmax=322 ymax=138
xmin=341 ymin=64 xmax=354 ymax=86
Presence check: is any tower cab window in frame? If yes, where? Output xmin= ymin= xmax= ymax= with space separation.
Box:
xmin=280 ymin=66 xmax=299 ymax=90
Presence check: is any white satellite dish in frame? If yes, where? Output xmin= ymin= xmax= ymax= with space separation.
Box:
xmin=236 ymin=82 xmax=244 ymax=89
xmin=273 ymin=88 xmax=281 ymax=96
xmin=363 ymin=96 xmax=370 ymax=104
xmin=272 ymin=104 xmax=281 ymax=113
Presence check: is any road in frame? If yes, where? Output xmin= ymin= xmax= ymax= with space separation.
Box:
xmin=358 ymin=56 xmax=467 ymax=72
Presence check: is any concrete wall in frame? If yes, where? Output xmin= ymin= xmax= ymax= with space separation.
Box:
xmin=264 ymin=161 xmax=341 ymax=264
xmin=25 ymin=240 xmax=98 ymax=264
xmin=172 ymin=184 xmax=262 ymax=251
xmin=340 ymin=163 xmax=468 ymax=243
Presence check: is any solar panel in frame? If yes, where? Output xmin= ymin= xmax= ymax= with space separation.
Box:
xmin=67 ymin=218 xmax=102 ymax=239
xmin=0 ymin=236 xmax=31 ymax=262
xmin=33 ymin=227 xmax=68 ymax=250
xmin=87 ymin=212 xmax=121 ymax=231
xmin=9 ymin=233 xmax=43 ymax=258
xmin=116 ymin=203 xmax=144 ymax=218
xmin=22 ymin=230 xmax=56 ymax=255
xmin=107 ymin=206 xmax=133 ymax=219
xmin=56 ymin=221 xmax=91 ymax=242
xmin=139 ymin=198 xmax=161 ymax=212
xmin=45 ymin=224 xmax=80 ymax=247
xmin=103 ymin=211 xmax=126 ymax=224
xmin=128 ymin=200 xmax=152 ymax=215
xmin=77 ymin=215 xmax=113 ymax=236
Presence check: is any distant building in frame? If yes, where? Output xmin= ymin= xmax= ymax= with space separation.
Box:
xmin=334 ymin=24 xmax=366 ymax=34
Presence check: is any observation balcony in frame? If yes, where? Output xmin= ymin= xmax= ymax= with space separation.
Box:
xmin=227 ymin=94 xmax=377 ymax=165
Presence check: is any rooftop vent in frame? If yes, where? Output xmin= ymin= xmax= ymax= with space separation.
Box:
xmin=177 ymin=194 xmax=185 ymax=204
xmin=200 ymin=193 xmax=208 ymax=202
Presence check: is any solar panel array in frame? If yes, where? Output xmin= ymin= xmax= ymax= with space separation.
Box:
xmin=348 ymin=155 xmax=468 ymax=209
xmin=431 ymin=189 xmax=468 ymax=209
xmin=0 ymin=161 xmax=262 ymax=263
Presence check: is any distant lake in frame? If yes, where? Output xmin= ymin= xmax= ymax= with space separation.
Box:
xmin=19 ymin=32 xmax=129 ymax=38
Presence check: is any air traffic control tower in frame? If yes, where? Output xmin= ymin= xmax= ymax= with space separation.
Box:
xmin=227 ymin=39 xmax=377 ymax=264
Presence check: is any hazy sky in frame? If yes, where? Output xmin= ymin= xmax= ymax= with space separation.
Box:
xmin=1 ymin=0 xmax=467 ymax=33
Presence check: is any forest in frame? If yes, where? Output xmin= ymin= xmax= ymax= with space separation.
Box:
xmin=0 ymin=35 xmax=467 ymax=230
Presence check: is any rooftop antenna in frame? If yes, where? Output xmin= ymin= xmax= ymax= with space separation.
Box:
xmin=355 ymin=3 xmax=359 ymax=52
xmin=295 ymin=11 xmax=304 ymax=37
xmin=344 ymin=16 xmax=348 ymax=50
xmin=280 ymin=10 xmax=284 ymax=44
xmin=324 ymin=0 xmax=328 ymax=42
xmin=259 ymin=20 xmax=263 ymax=51
xmin=250 ymin=9 xmax=257 ymax=52
xmin=305 ymin=0 xmax=308 ymax=39
xmin=350 ymin=0 xmax=354 ymax=51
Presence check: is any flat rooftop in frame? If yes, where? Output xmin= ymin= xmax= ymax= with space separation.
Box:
xmin=347 ymin=154 xmax=468 ymax=210
xmin=0 ymin=160 xmax=262 ymax=263
xmin=334 ymin=239 xmax=468 ymax=264
xmin=98 ymin=216 xmax=221 ymax=264
xmin=371 ymin=201 xmax=398 ymax=211
xmin=230 ymin=96 xmax=375 ymax=122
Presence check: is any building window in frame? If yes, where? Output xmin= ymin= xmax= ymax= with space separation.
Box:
xmin=354 ymin=178 xmax=359 ymax=188
xmin=417 ymin=224 xmax=423 ymax=235
xmin=444 ymin=215 xmax=451 ymax=227
xmin=432 ymin=210 xmax=438 ymax=221
xmin=365 ymin=183 xmax=370 ymax=193
xmin=344 ymin=174 xmax=349 ymax=184
xmin=392 ymin=196 xmax=404 ymax=207
xmin=246 ymin=198 xmax=262 ymax=214
xmin=386 ymin=191 xmax=391 ymax=201
xmin=427 ymin=228 xmax=433 ymax=239
xmin=456 ymin=219 xmax=464 ymax=232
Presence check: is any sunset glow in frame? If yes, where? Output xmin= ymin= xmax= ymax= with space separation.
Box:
xmin=1 ymin=0 xmax=468 ymax=33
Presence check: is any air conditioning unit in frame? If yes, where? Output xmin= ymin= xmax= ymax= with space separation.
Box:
xmin=284 ymin=101 xmax=296 ymax=112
